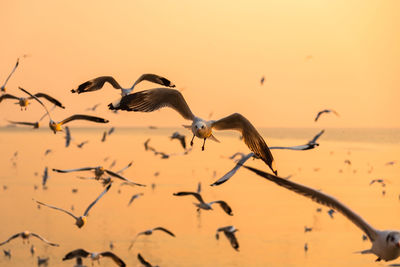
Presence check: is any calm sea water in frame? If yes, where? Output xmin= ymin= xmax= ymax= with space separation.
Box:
xmin=0 ymin=127 xmax=399 ymax=266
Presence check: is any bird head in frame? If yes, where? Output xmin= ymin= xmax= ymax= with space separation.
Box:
xmin=49 ymin=121 xmax=61 ymax=134
xmin=386 ymin=232 xmax=400 ymax=249
xmin=194 ymin=121 xmax=208 ymax=135
xmin=76 ymin=216 xmax=87 ymax=228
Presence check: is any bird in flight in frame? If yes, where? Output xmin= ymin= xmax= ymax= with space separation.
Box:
xmin=0 ymin=90 xmax=65 ymax=110
xmin=63 ymin=248 xmax=125 ymax=267
xmin=244 ymin=165 xmax=400 ymax=262
xmin=128 ymin=227 xmax=175 ymax=250
xmin=215 ymin=225 xmax=239 ymax=251
xmin=108 ymin=88 xmax=276 ymax=174
xmin=137 ymin=253 xmax=159 ymax=267
xmin=269 ymin=130 xmax=325 ymax=150
xmin=0 ymin=231 xmax=59 ymax=247
xmin=314 ymin=109 xmax=340 ymax=122
xmin=71 ymin=73 xmax=175 ymax=96
xmin=34 ymin=184 xmax=112 ymax=228
xmin=19 ymin=87 xmax=108 ymax=134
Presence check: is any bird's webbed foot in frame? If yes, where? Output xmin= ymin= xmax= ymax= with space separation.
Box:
xmin=190 ymin=135 xmax=195 ymax=147
xmin=202 ymin=138 xmax=206 ymax=151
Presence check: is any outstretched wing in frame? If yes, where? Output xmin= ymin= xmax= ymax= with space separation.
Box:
xmin=210 ymin=201 xmax=233 ymax=216
xmin=308 ymin=129 xmax=325 ymax=144
xmin=243 ymin=165 xmax=378 ymax=242
xmin=105 ymin=169 xmax=146 ymax=187
xmin=7 ymin=120 xmax=38 ymax=127
xmin=0 ymin=233 xmax=22 ymax=246
xmin=30 ymin=232 xmax=59 ymax=247
xmin=53 ymin=167 xmax=96 ymax=173
xmin=108 ymin=88 xmax=195 ymax=121
xmin=83 ymin=183 xmax=112 ymax=216
xmin=71 ymin=76 xmax=122 ymax=93
xmin=1 ymin=58 xmax=19 ymax=89
xmin=128 ymin=193 xmax=144 ymax=206
xmin=19 ymin=87 xmax=52 ymax=120
xmin=132 ymin=73 xmax=176 ymax=89
xmin=100 ymin=252 xmax=126 ymax=267
xmin=31 ymin=93 xmax=65 ymax=109
xmin=59 ymin=114 xmax=109 ymax=126
xmin=269 ymin=145 xmax=311 ymax=151
xmin=224 ymin=231 xmax=239 ymax=251
xmin=115 ymin=161 xmax=133 ymax=174
xmin=212 ymin=113 xmax=276 ymax=175
xmin=314 ymin=110 xmax=325 ymax=122
xmin=211 ymin=152 xmax=254 ymax=186
xmin=173 ymin=191 xmax=205 ymax=204
xmin=62 ymin=249 xmax=90 ymax=260
xmin=35 ymin=199 xmax=78 ymax=220
xmin=0 ymin=94 xmax=19 ymax=102
xmin=137 ymin=253 xmax=152 ymax=267
xmin=153 ymin=227 xmax=175 ymax=237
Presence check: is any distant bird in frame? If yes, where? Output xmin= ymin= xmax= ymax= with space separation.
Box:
xmin=137 ymin=253 xmax=159 ymax=267
xmin=269 ymin=130 xmax=325 ymax=151
xmin=127 ymin=193 xmax=144 ymax=206
xmin=101 ymin=131 xmax=107 ymax=142
xmin=344 ymin=159 xmax=352 ymax=165
xmin=0 ymin=89 xmax=65 ymax=110
xmin=304 ymin=226 xmax=313 ymax=233
xmin=244 ymin=165 xmax=400 ymax=262
xmin=370 ymin=179 xmax=387 ymax=187
xmin=34 ymin=184 xmax=112 ymax=228
xmin=85 ymin=103 xmax=101 ymax=111
xmin=385 ymin=161 xmax=396 ymax=166
xmin=0 ymin=231 xmax=59 ymax=247
xmin=211 ymin=152 xmax=255 ymax=186
xmin=37 ymin=256 xmax=49 ymax=266
xmin=108 ymin=127 xmax=115 ymax=135
xmin=3 ymin=249 xmax=11 ymax=259
xmin=44 ymin=149 xmax=52 ymax=156
xmin=109 ymin=241 xmax=114 ymax=250
xmin=30 ymin=244 xmax=35 ymax=256
xmin=314 ymin=109 xmax=340 ymax=122
xmin=304 ymin=242 xmax=308 ymax=252
xmin=1 ymin=58 xmax=19 ymax=92
xmin=260 ymin=76 xmax=265 ymax=85
xmin=170 ymin=131 xmax=186 ymax=149
xmin=144 ymin=139 xmax=153 ymax=151
xmin=65 ymin=126 xmax=72 ymax=147
xmin=327 ymin=209 xmax=335 ymax=219
xmin=71 ymin=74 xmax=175 ymax=96
xmin=19 ymin=87 xmax=108 ymax=134
xmin=42 ymin=167 xmax=49 ymax=189
xmin=215 ymin=226 xmax=239 ymax=251
xmin=109 ymin=160 xmax=117 ymax=169
xmin=173 ymin=191 xmax=233 ymax=215
xmin=77 ymin=140 xmax=89 ymax=148
xmin=63 ymin=249 xmax=125 ymax=267
xmin=128 ymin=227 xmax=175 ymax=250
xmin=108 ymin=88 xmax=277 ymax=174
xmin=52 ymin=165 xmax=143 ymax=186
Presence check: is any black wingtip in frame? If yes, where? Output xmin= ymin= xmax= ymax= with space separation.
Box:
xmin=108 ymin=103 xmax=115 ymax=110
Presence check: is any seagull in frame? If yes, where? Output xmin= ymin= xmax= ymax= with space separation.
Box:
xmin=34 ymin=183 xmax=112 ymax=228
xmin=0 ymin=231 xmax=59 ymax=247
xmin=369 ymin=179 xmax=387 ymax=187
xmin=52 ymin=165 xmax=143 ymax=186
xmin=137 ymin=253 xmax=159 ymax=267
xmin=3 ymin=249 xmax=11 ymax=259
xmin=260 ymin=76 xmax=265 ymax=85
xmin=1 ymin=58 xmax=19 ymax=93
xmin=42 ymin=167 xmax=49 ymax=189
xmin=108 ymin=88 xmax=276 ymax=174
xmin=127 ymin=193 xmax=144 ymax=206
xmin=170 ymin=131 xmax=186 ymax=149
xmin=128 ymin=227 xmax=175 ymax=250
xmin=85 ymin=103 xmax=101 ymax=111
xmin=71 ymin=74 xmax=175 ymax=96
xmin=7 ymin=105 xmax=56 ymax=129
xmin=304 ymin=226 xmax=313 ymax=233
xmin=314 ymin=109 xmax=340 ymax=122
xmin=65 ymin=126 xmax=72 ymax=147
xmin=243 ymin=165 xmax=400 ymax=262
xmin=19 ymin=87 xmax=109 ymax=134
xmin=173 ymin=191 xmax=233 ymax=215
xmin=37 ymin=256 xmax=49 ymax=266
xmin=63 ymin=249 xmax=125 ymax=267
xmin=76 ymin=140 xmax=89 ymax=148
xmin=215 ymin=225 xmax=239 ymax=251
xmin=269 ymin=130 xmax=325 ymax=150
xmin=30 ymin=244 xmax=35 ymax=256
xmin=101 ymin=131 xmax=107 ymax=142
xmin=0 ymin=89 xmax=65 ymax=110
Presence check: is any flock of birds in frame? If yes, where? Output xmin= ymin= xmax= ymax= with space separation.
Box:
xmin=1 ymin=57 xmax=399 ymax=266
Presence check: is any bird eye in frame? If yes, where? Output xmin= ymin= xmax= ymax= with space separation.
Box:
xmin=201 ymin=126 xmax=205 ymax=129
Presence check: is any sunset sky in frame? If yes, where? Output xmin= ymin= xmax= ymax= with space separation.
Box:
xmin=1 ymin=0 xmax=399 ymax=128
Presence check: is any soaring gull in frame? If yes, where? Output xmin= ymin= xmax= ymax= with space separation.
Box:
xmin=173 ymin=191 xmax=233 ymax=215
xmin=0 ymin=231 xmax=59 ymax=247
xmin=128 ymin=227 xmax=175 ymax=250
xmin=108 ymin=88 xmax=276 ymax=174
xmin=63 ymin=249 xmax=125 ymax=267
xmin=314 ymin=109 xmax=339 ymax=122
xmin=215 ymin=225 xmax=239 ymax=251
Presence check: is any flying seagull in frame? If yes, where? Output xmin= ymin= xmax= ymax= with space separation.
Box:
xmin=108 ymin=88 xmax=276 ymax=174
xmin=77 ymin=140 xmax=89 ymax=148
xmin=314 ymin=109 xmax=340 ymax=122
xmin=71 ymin=74 xmax=175 ymax=96
xmin=1 ymin=58 xmax=19 ymax=93
xmin=269 ymin=130 xmax=325 ymax=150
xmin=215 ymin=225 xmax=239 ymax=251
xmin=65 ymin=126 xmax=72 ymax=147
xmin=6 ymin=105 xmax=56 ymax=129
xmin=137 ymin=253 xmax=159 ymax=267
xmin=34 ymin=184 xmax=112 ymax=228
xmin=42 ymin=167 xmax=49 ymax=189
xmin=127 ymin=193 xmax=144 ymax=206
xmin=173 ymin=191 xmax=233 ymax=215
xmin=170 ymin=131 xmax=186 ymax=149
xmin=0 ymin=90 xmax=65 ymax=110
xmin=19 ymin=87 xmax=108 ymax=133
xmin=128 ymin=227 xmax=175 ymax=250
xmin=63 ymin=249 xmax=125 ymax=267
xmin=52 ymin=165 xmax=144 ymax=186
xmin=0 ymin=231 xmax=59 ymax=247
xmin=243 ymin=165 xmax=400 ymax=262
xmin=3 ymin=249 xmax=11 ymax=259
xmin=37 ymin=256 xmax=49 ymax=266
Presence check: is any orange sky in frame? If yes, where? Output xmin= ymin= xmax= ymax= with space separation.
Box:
xmin=1 ymin=0 xmax=399 ymax=128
